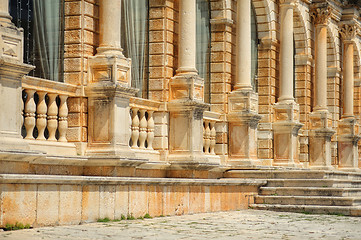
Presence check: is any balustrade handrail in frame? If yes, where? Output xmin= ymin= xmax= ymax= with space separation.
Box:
xmin=129 ymin=97 xmax=163 ymax=111
xmin=22 ymin=76 xmax=81 ymax=97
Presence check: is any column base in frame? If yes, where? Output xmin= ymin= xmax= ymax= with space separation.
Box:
xmin=337 ymin=118 xmax=360 ymax=170
xmin=273 ymin=101 xmax=303 ymax=168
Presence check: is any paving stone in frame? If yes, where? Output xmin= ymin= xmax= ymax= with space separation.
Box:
xmin=1 ymin=210 xmax=361 ymax=240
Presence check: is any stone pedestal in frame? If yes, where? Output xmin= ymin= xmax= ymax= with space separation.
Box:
xmin=309 ymin=111 xmax=335 ymax=170
xmin=86 ymin=55 xmax=138 ymax=159
xmin=273 ymin=102 xmax=303 ymax=167
xmin=337 ymin=118 xmax=360 ymax=171
xmin=168 ymin=74 xmax=218 ymax=168
xmin=227 ymin=89 xmax=261 ymax=166
xmin=0 ymin=22 xmax=34 ymax=151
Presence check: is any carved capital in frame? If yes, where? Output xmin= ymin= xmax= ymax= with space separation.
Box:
xmin=310 ymin=4 xmax=331 ymax=26
xmin=340 ymin=24 xmax=358 ymax=41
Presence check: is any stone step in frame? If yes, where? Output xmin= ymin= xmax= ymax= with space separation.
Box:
xmin=260 ymin=187 xmax=361 ymax=197
xmin=224 ymin=170 xmax=361 ymax=180
xmin=255 ymin=195 xmax=361 ymax=206
xmin=250 ymin=204 xmax=361 ymax=217
xmin=266 ymin=179 xmax=361 ymax=188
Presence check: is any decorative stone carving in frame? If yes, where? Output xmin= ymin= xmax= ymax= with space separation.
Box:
xmin=310 ymin=4 xmax=331 ymax=26
xmin=340 ymin=24 xmax=357 ymax=41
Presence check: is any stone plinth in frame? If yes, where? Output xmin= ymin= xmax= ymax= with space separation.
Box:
xmin=309 ymin=111 xmax=335 ymax=170
xmin=227 ymin=89 xmax=261 ymax=166
xmin=170 ymin=74 xmax=204 ymax=102
xmin=168 ymin=100 xmax=219 ymax=168
xmin=273 ymin=102 xmax=303 ymax=167
xmin=337 ymin=118 xmax=360 ymax=172
xmin=0 ymin=23 xmax=34 ymax=151
xmin=86 ymin=55 xmax=137 ymax=158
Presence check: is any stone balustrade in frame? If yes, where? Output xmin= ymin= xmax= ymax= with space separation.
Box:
xmin=203 ymin=111 xmax=221 ymax=155
xmin=21 ymin=76 xmax=79 ymax=142
xmin=129 ymin=97 xmax=161 ymax=150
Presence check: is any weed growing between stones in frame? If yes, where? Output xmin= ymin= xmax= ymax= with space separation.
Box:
xmin=3 ymin=222 xmax=31 ymax=231
xmin=97 ymin=213 xmax=152 ymax=222
xmin=97 ymin=217 xmax=111 ymax=222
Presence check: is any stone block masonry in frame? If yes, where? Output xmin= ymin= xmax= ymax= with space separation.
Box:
xmin=0 ymin=174 xmax=264 ymax=227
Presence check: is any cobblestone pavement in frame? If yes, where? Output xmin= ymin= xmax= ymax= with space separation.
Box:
xmin=1 ymin=210 xmax=361 ymax=240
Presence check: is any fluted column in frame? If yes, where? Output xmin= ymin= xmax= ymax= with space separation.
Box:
xmin=235 ymin=0 xmax=252 ymax=90
xmin=177 ymin=0 xmax=197 ymax=75
xmin=279 ymin=0 xmax=296 ymax=102
xmin=97 ymin=0 xmax=123 ymax=55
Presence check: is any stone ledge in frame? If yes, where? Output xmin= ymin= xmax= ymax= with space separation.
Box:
xmin=0 ymin=174 xmax=266 ymax=186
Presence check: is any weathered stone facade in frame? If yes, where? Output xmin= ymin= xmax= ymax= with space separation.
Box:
xmin=0 ymin=0 xmax=361 ymax=227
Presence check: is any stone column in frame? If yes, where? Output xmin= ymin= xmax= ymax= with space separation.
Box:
xmin=97 ymin=0 xmax=123 ymax=56
xmin=0 ymin=0 xmax=34 ymax=150
xmin=168 ymin=0 xmax=219 ymax=168
xmin=273 ymin=0 xmax=303 ymax=167
xmin=227 ymin=0 xmax=261 ymax=166
xmin=308 ymin=4 xmax=335 ymax=170
xmin=86 ymin=0 xmax=140 ymax=162
xmin=337 ymin=24 xmax=360 ymax=171
xmin=0 ymin=0 xmax=12 ymax=26
xmin=177 ymin=0 xmax=197 ymax=75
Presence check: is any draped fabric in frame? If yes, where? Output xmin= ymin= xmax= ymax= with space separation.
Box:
xmin=33 ymin=0 xmax=64 ymax=82
xmin=251 ymin=7 xmax=258 ymax=92
xmin=122 ymin=0 xmax=149 ymax=98
xmin=196 ymin=0 xmax=211 ymax=103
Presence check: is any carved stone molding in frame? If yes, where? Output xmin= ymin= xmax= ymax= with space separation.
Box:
xmin=280 ymin=0 xmax=298 ymax=7
xmin=310 ymin=4 xmax=331 ymax=26
xmin=340 ymin=24 xmax=358 ymax=41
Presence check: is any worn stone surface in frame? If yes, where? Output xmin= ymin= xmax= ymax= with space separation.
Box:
xmin=1 ymin=210 xmax=361 ymax=240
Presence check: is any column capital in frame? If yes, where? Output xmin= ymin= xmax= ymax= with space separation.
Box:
xmin=339 ymin=24 xmax=358 ymax=42
xmin=310 ymin=3 xmax=331 ymax=26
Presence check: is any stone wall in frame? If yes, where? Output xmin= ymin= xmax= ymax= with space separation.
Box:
xmin=0 ymin=175 xmax=264 ymax=227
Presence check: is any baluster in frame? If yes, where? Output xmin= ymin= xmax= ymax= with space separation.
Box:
xmin=210 ymin=121 xmax=216 ymax=155
xmin=58 ymin=95 xmax=68 ymax=142
xmin=47 ymin=93 xmax=58 ymax=141
xmin=21 ymin=90 xmax=25 ymax=128
xmin=24 ymin=89 xmax=36 ymax=139
xmin=147 ymin=111 xmax=154 ymax=150
xmin=131 ymin=108 xmax=139 ymax=148
xmin=129 ymin=108 xmax=132 ymax=146
xmin=203 ymin=121 xmax=206 ymax=152
xmin=139 ymin=109 xmax=147 ymax=149
xmin=36 ymin=91 xmax=47 ymax=140
xmin=204 ymin=120 xmax=211 ymax=154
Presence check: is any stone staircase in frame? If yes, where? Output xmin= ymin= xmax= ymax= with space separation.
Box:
xmin=224 ymin=170 xmax=361 ymax=216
